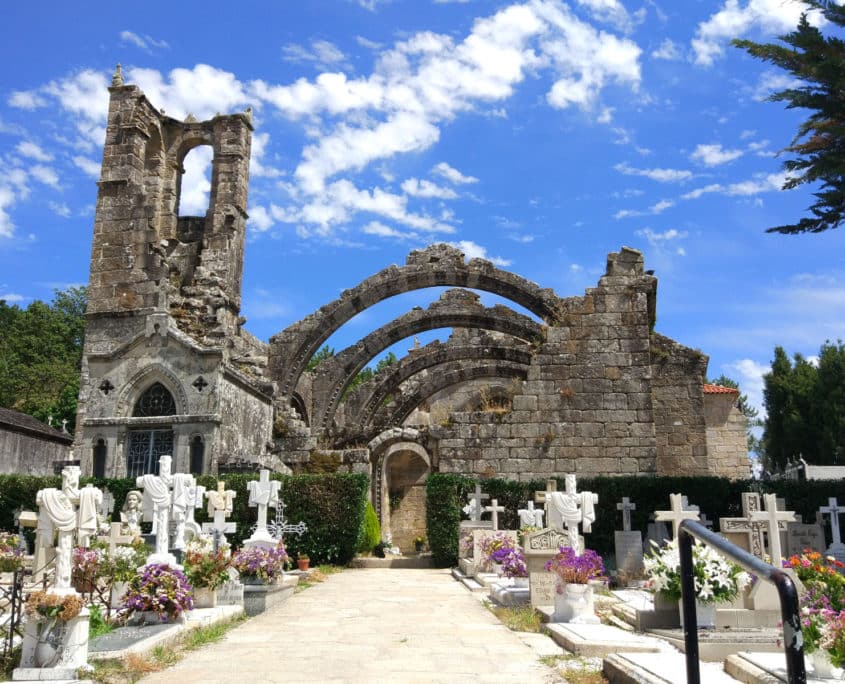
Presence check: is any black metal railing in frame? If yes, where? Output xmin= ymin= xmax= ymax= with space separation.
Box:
xmin=677 ymin=519 xmax=805 ymax=684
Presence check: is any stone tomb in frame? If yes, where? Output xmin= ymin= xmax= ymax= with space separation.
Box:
xmin=786 ymin=521 xmax=826 ymax=558
xmin=524 ymin=528 xmax=568 ymax=608
xmin=614 ymin=497 xmax=644 ymax=580
xmin=457 ymin=520 xmax=494 ymax=577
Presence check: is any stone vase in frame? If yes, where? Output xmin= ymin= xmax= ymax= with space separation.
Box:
xmin=554 ymin=583 xmax=599 ymax=624
xmin=512 ymin=577 xmax=529 ymax=589
xmin=491 ymin=562 xmax=503 ymax=576
xmin=806 ymin=650 xmax=843 ymax=679
xmin=679 ymin=600 xmax=716 ymax=629
xmin=193 ymin=586 xmax=217 ymax=609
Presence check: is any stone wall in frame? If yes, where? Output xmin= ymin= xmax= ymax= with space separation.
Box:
xmin=0 ymin=409 xmax=73 ymax=475
xmin=704 ymin=392 xmax=750 ymax=479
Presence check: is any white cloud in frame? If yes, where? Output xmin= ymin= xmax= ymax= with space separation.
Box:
xmin=8 ymin=90 xmax=47 ymax=110
xmin=73 ymin=156 xmax=101 ymax=178
xmin=432 ymin=162 xmax=478 ymax=185
xmin=614 ymin=162 xmax=692 ymax=183
xmin=362 ymin=221 xmax=417 ymax=240
xmin=30 ymin=165 xmax=59 ymax=188
xmin=120 ymin=30 xmax=169 ymax=52
xmin=48 ymin=202 xmax=71 ymax=218
xmin=613 ymin=198 xmax=673 ymax=220
xmin=724 ymin=358 xmax=769 ymax=416
xmin=282 ymin=40 xmax=349 ymax=70
xmin=691 ymin=143 xmax=743 ymax=166
xmin=726 ymin=171 xmax=786 ymax=196
xmin=752 ymin=70 xmax=803 ymax=101
xmin=575 ymin=0 xmax=634 ymax=32
xmin=637 ymin=227 xmax=687 ymax=243
xmin=651 ymin=199 xmax=673 ymax=213
xmin=356 ymin=36 xmax=382 ymax=50
xmin=401 ymin=178 xmax=458 ymax=199
xmin=250 ymin=132 xmax=283 ymax=179
xmin=0 ymin=186 xmax=16 ymax=238
xmin=0 ymin=293 xmax=25 ymax=302
xmin=681 ymin=183 xmax=722 ymax=200
xmin=570 ymin=263 xmax=583 ymax=273
xmin=448 ymin=240 xmax=511 ymax=267
xmin=248 ymin=205 xmax=274 ymax=232
xmin=16 ymin=141 xmax=53 ymax=162
xmin=178 ymin=147 xmax=213 ymax=215
xmin=693 ymin=0 xmax=819 ymax=67
xmin=652 ymin=38 xmax=681 ymax=61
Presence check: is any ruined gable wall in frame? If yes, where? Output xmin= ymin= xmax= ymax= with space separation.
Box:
xmin=215 ymin=368 xmax=274 ymax=471
xmin=704 ymin=393 xmax=751 ymax=479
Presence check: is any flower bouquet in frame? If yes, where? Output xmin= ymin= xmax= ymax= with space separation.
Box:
xmin=184 ymin=536 xmax=231 ymax=590
xmin=0 ymin=532 xmax=24 ymax=573
xmin=480 ymin=533 xmax=517 ymax=571
xmin=71 ymin=546 xmax=103 ymax=593
xmin=25 ymin=590 xmax=84 ymax=664
xmin=501 ymin=548 xmax=528 ymax=579
xmin=644 ymin=539 xmax=749 ymax=605
xmin=122 ymin=563 xmax=194 ymax=622
xmin=545 ymin=546 xmax=605 ymax=587
xmin=100 ymin=540 xmax=148 ymax=583
xmin=231 ymin=543 xmax=287 ymax=584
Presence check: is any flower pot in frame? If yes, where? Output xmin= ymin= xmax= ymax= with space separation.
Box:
xmin=679 ymin=600 xmax=716 ymax=629
xmin=193 ymin=586 xmax=217 ymax=609
xmin=491 ymin=562 xmax=503 ymax=576
xmin=512 ymin=577 xmax=529 ymax=589
xmin=297 ymin=558 xmax=310 ymax=571
xmin=241 ymin=575 xmax=268 ymax=585
xmin=554 ymin=583 xmax=599 ymax=624
xmin=806 ymin=650 xmax=843 ymax=679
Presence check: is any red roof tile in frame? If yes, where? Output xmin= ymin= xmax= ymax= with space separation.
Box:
xmin=703 ymin=384 xmax=740 ymax=395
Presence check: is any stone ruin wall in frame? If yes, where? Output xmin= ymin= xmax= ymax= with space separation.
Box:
xmin=704 ymin=393 xmax=750 ymax=479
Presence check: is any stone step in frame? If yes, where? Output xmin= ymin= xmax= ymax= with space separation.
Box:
xmin=607 ymin=615 xmax=636 ymax=632
xmin=546 ymin=622 xmax=669 ymax=658
xmin=604 ymin=651 xmax=742 ymax=683
xmin=489 ymin=583 xmax=530 ymax=607
xmin=646 ymin=627 xmax=783 ymax=663
xmin=725 ymin=651 xmax=838 ymax=683
xmin=350 ymin=555 xmax=434 ymax=569
xmin=451 ymin=566 xmax=485 ymax=592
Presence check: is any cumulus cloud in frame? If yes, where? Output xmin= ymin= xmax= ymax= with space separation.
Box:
xmin=73 ymin=156 xmax=101 ymax=178
xmin=283 ymin=40 xmax=349 ymax=70
xmin=724 ymin=358 xmax=769 ymax=416
xmin=693 ymin=0 xmax=819 ymax=67
xmin=8 ymin=90 xmax=47 ymax=110
xmin=16 ymin=141 xmax=53 ymax=162
xmin=432 ymin=162 xmax=478 ymax=185
xmin=248 ymin=205 xmax=274 ymax=233
xmin=614 ymin=162 xmax=693 ymax=183
xmin=448 ymin=240 xmax=511 ymax=267
xmin=0 ymin=292 xmax=25 ymax=302
xmin=362 ymin=221 xmax=418 ymax=240
xmin=401 ymin=178 xmax=458 ymax=199
xmin=0 ymin=187 xmax=16 ymax=238
xmin=29 ymin=165 xmax=59 ymax=188
xmin=691 ymin=143 xmax=743 ymax=166
xmin=652 ymin=38 xmax=681 ymax=60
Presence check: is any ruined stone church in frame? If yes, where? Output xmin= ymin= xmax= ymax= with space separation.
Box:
xmin=73 ymin=76 xmax=748 ymax=548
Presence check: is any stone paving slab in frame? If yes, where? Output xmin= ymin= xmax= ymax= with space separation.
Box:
xmin=546 ymin=622 xmax=669 ymax=657
xmin=140 ymin=568 xmax=560 ymax=683
xmin=725 ymin=651 xmax=841 ymax=683
xmin=604 ymin=651 xmax=741 ymax=683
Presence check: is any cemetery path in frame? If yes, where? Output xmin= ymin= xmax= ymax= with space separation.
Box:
xmin=140 ymin=568 xmax=560 ymax=683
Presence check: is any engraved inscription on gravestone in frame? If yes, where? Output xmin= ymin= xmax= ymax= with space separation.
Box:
xmin=786 ymin=522 xmax=826 ymax=558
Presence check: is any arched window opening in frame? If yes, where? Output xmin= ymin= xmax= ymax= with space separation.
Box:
xmin=93 ymin=439 xmax=107 ymax=479
xmin=176 ymin=146 xmax=213 ymax=217
xmin=133 ymin=383 xmax=177 ymax=417
xmin=190 ymin=436 xmax=205 ymax=475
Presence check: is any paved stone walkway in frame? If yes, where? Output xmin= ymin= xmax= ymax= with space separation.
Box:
xmin=142 ymin=568 xmax=560 ymax=683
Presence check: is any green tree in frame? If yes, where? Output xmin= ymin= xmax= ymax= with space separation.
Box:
xmin=0 ymin=287 xmax=87 ymax=432
xmin=305 ymin=345 xmax=335 ymax=372
xmin=733 ymin=1 xmax=845 ymax=234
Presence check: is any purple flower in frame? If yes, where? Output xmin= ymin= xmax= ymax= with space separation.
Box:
xmin=545 ymin=546 xmax=605 ymax=585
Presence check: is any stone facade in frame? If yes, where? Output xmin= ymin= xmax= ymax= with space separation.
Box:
xmin=0 ymin=408 xmax=74 ymax=475
xmin=72 ymin=81 xmax=748 ymax=543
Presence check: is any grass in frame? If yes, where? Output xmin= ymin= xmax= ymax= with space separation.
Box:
xmin=86 ymin=616 xmax=245 ymax=684
xmin=540 ymin=654 xmax=609 ymax=684
xmin=484 ymin=602 xmax=544 ymax=633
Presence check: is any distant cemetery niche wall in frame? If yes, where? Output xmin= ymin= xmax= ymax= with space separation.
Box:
xmin=74 ymin=78 xmax=749 ymax=546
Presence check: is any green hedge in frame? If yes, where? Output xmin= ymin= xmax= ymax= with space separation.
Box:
xmin=426 ymin=474 xmax=845 ymax=566
xmin=0 ymin=472 xmax=369 ymax=566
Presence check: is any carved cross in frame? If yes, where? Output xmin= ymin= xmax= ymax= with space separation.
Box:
xmin=193 ymin=376 xmax=209 ymax=392
xmin=484 ymin=499 xmax=505 ymax=531
xmin=534 ymin=478 xmax=557 ymax=506
xmin=99 ymin=379 xmax=115 ymax=395
xmin=655 ymin=493 xmax=700 ymax=539
xmin=617 ymin=497 xmax=636 ymax=532
xmin=820 ymin=497 xmax=845 ymax=546
xmin=462 ymin=483 xmax=490 ymax=522
xmin=719 ymin=492 xmax=766 ymax=558
xmin=103 ymin=522 xmax=134 ymax=554
xmin=749 ymin=493 xmax=796 ymax=564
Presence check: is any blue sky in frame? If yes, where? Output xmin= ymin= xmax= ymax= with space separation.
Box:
xmin=1 ymin=0 xmax=844 ymax=418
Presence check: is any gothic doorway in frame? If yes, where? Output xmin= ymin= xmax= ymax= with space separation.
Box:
xmin=381 ymin=442 xmax=430 ymax=554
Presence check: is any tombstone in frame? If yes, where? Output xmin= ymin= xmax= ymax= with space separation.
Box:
xmin=644 ymin=514 xmax=670 ymax=553
xmin=244 ymin=469 xmax=282 ymax=549
xmin=217 ymin=567 xmax=245 ymax=607
xmin=183 ymin=482 xmax=206 ymax=541
xmin=35 ymin=465 xmax=80 ymax=589
xmin=202 ymin=481 xmax=237 ymax=547
xmin=614 ymin=497 xmax=643 ymax=579
xmin=170 ymin=472 xmax=195 ymax=552
xmin=77 ymin=483 xmax=103 ymax=548
xmin=463 ymin=483 xmax=490 ymax=522
xmin=99 ymin=488 xmax=115 ymax=522
xmin=518 ymin=501 xmax=544 ymax=529
xmin=483 ymin=499 xmax=505 ymax=531
xmin=137 ymin=454 xmax=177 ymax=565
xmin=786 ymin=521 xmax=826 ymax=558
xmin=265 ymin=496 xmax=308 ymax=542
xmin=820 ymin=497 xmax=845 ymax=564
xmin=720 ymin=492 xmax=766 ymax=559
xmin=544 ymin=474 xmax=598 ymax=555
xmin=100 ymin=522 xmax=135 ymax=554
xmin=654 ymin=493 xmax=700 ymax=540
xmin=523 ymin=527 xmax=568 ymax=608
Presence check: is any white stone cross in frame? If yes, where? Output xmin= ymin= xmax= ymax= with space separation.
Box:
xmin=518 ymin=500 xmax=544 ymax=528
xmin=545 ymin=474 xmax=598 ymax=554
xmin=749 ymin=493 xmax=795 ymax=565
xmin=534 ymin=478 xmax=557 ymax=506
xmin=820 ymin=497 xmax=845 ymax=546
xmin=719 ymin=492 xmax=766 ymax=558
xmin=245 ymin=469 xmax=281 ymax=546
xmin=103 ymin=521 xmax=134 ymax=554
xmin=462 ymin=483 xmax=490 ymax=522
xmin=203 ymin=481 xmax=237 ymax=546
xmin=35 ymin=464 xmax=80 ymax=590
xmin=137 ymin=455 xmax=175 ymax=564
xmin=654 ymin=493 xmax=700 ymax=539
xmin=484 ymin=499 xmax=506 ymax=531
xmin=617 ymin=497 xmax=636 ymax=532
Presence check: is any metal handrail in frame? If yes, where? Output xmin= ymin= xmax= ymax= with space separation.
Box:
xmin=677 ymin=518 xmax=806 ymax=684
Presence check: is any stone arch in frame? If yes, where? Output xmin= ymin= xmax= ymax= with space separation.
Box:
xmin=310 ymin=290 xmax=542 ymax=432
xmin=343 ymin=339 xmax=532 ymax=432
xmin=269 ymin=244 xmax=562 ymax=399
xmin=290 ymin=392 xmax=309 ymax=426
xmin=369 ymin=360 xmax=528 ymax=432
xmin=367 ymin=428 xmax=430 ymax=549
xmin=116 ymin=364 xmax=190 ymax=417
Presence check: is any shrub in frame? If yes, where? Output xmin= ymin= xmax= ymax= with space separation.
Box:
xmin=357 ymin=500 xmax=381 ymax=554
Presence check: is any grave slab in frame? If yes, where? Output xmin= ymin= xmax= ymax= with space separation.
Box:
xmin=646 ymin=627 xmax=783 ymax=662
xmin=546 ymin=622 xmax=667 ymax=657
xmin=725 ymin=650 xmax=839 ymax=683
xmin=489 ymin=582 xmax=530 ymax=607
xmin=604 ymin=651 xmax=741 ymax=683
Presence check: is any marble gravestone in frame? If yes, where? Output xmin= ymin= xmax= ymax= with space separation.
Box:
xmin=614 ymin=497 xmax=644 ymax=580
xmin=786 ymin=521 xmax=826 ymax=558
xmin=820 ymin=497 xmax=845 ymax=564
xmin=524 ymin=527 xmax=568 ymax=608
xmin=458 ymin=483 xmax=493 ymax=577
